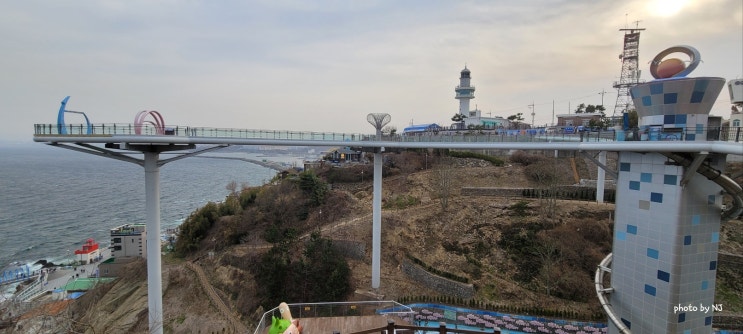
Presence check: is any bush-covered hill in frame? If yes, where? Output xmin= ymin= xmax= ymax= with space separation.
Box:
xmin=16 ymin=150 xmax=741 ymax=333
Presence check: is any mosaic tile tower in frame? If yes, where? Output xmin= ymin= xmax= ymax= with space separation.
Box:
xmin=609 ymin=46 xmax=727 ymax=333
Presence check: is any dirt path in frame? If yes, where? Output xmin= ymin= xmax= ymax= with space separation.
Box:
xmin=185 ymin=261 xmax=248 ymax=334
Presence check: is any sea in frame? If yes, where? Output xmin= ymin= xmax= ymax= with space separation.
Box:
xmin=0 ymin=143 xmax=305 ymax=294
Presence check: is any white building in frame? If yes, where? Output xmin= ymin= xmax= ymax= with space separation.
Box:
xmin=726 ymin=79 xmax=743 ymax=142
xmin=110 ymin=224 xmax=147 ymax=258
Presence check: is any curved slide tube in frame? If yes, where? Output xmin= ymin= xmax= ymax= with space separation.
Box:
xmin=595 ymin=253 xmax=630 ymax=334
xmin=662 ymin=152 xmax=743 ymax=221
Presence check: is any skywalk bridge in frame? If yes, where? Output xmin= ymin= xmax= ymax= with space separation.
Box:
xmin=32 ymin=122 xmax=743 ymax=334
xmin=33 ymin=122 xmax=742 ymax=154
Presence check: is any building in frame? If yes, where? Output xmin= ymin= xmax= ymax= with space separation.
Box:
xmin=453 ymin=67 xmax=512 ymax=129
xmin=327 ymin=147 xmax=363 ymax=162
xmin=74 ymin=238 xmax=101 ymax=264
xmin=725 ymin=79 xmax=743 ymax=142
xmin=555 ymin=112 xmax=604 ymax=128
xmin=402 ymin=123 xmax=443 ymax=134
xmin=462 ymin=109 xmax=510 ymax=129
xmin=608 ymin=72 xmax=727 ymax=333
xmin=110 ymin=223 xmax=147 ymax=259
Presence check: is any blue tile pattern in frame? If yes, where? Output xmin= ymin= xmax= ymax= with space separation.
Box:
xmin=692 ymin=215 xmax=700 ymax=225
xmin=690 ymin=91 xmax=704 ymax=103
xmin=650 ymin=83 xmax=664 ymax=95
xmin=641 ymin=173 xmax=652 ymax=182
xmin=647 ymin=248 xmax=659 ymax=259
xmin=664 ymin=93 xmax=678 ymax=104
xmin=627 ymin=225 xmax=637 ymax=234
xmin=645 ymin=284 xmax=656 ymax=296
xmin=614 ymin=77 xmax=726 ymax=333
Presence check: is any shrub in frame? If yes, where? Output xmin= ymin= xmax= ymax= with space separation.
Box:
xmin=509 ymin=150 xmax=544 ymax=166
xmin=448 ymin=150 xmax=505 ymax=166
xmin=297 ymin=171 xmax=328 ymax=206
xmin=384 ymin=194 xmax=420 ymax=209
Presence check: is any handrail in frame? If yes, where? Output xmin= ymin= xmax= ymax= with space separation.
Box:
xmin=351 ymin=320 xmax=498 ymax=334
xmin=32 ymin=123 xmax=743 ymax=144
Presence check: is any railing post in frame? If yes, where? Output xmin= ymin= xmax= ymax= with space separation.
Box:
xmin=386 ymin=320 xmax=395 ymax=334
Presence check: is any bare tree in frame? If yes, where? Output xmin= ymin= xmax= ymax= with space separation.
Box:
xmin=225 ymin=180 xmax=238 ymax=195
xmin=534 ymin=233 xmax=562 ymax=297
xmin=524 ymin=157 xmax=560 ymax=223
xmin=431 ymin=157 xmax=456 ymax=212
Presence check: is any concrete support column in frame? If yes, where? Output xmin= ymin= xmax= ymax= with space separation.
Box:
xmin=597 ymin=151 xmax=606 ymax=203
xmin=371 ymin=150 xmax=382 ymax=289
xmin=144 ymin=152 xmax=163 ymax=334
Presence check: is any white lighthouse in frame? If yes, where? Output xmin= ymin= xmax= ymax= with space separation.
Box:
xmin=455 ymin=66 xmax=475 ymax=116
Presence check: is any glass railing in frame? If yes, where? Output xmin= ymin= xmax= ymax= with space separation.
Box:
xmin=252 ymin=301 xmax=414 ymax=334
xmin=33 ymin=123 xmax=742 ymax=143
xmin=33 ymin=123 xmax=371 ymax=142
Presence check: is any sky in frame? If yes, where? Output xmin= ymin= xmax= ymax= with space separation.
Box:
xmin=1 ymin=0 xmax=741 ymax=143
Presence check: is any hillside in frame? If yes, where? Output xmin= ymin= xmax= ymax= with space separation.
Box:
xmin=7 ymin=151 xmax=743 ymax=333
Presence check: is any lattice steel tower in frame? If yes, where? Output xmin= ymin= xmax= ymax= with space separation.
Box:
xmin=612 ymin=24 xmax=645 ymax=118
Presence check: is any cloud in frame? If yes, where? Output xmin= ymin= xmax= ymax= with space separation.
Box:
xmin=1 ymin=0 xmax=740 ymax=142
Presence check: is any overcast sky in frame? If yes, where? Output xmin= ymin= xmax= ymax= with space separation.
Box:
xmin=1 ymin=0 xmax=741 ymax=143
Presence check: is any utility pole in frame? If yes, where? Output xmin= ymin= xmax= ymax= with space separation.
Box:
xmin=599 ymin=89 xmax=607 ymax=107
xmin=552 ymin=100 xmax=555 ymax=126
xmin=528 ymin=102 xmax=535 ymax=127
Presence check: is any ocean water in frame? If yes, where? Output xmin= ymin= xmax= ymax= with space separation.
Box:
xmin=0 ymin=143 xmax=294 ymax=270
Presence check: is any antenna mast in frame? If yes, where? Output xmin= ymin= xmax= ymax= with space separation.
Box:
xmin=612 ymin=21 xmax=645 ymax=119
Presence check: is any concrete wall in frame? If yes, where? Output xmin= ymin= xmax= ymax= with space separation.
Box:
xmin=400 ymin=259 xmax=475 ymax=299
xmin=461 ymin=186 xmax=615 ymax=200
xmin=331 ymin=239 xmax=366 ymax=260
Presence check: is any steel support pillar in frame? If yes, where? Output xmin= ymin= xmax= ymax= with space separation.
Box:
xmin=144 ymin=152 xmax=164 ymax=334
xmin=371 ymin=149 xmax=382 ymax=289
xmin=597 ymin=151 xmax=606 ymax=203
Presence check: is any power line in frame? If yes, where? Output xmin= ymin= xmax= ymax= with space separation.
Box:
xmin=492 ymin=91 xmax=614 ymax=114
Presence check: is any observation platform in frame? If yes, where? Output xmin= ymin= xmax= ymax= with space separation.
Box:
xmin=33 ymin=123 xmax=743 ymax=155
